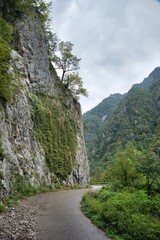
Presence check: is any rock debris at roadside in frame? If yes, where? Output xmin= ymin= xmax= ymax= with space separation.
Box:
xmin=0 ymin=197 xmax=37 ymax=240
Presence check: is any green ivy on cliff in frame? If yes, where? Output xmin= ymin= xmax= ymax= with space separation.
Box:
xmin=0 ymin=17 xmax=14 ymax=102
xmin=0 ymin=0 xmax=51 ymax=25
xmin=30 ymin=95 xmax=77 ymax=180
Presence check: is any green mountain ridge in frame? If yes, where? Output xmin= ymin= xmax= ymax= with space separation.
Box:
xmin=133 ymin=66 xmax=160 ymax=90
xmin=83 ymin=93 xmax=124 ymax=174
xmin=83 ymin=67 xmax=160 ymax=177
xmin=86 ymin=93 xmax=124 ymax=120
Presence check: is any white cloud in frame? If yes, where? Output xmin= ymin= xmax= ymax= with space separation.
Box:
xmin=51 ymin=0 xmax=160 ymax=113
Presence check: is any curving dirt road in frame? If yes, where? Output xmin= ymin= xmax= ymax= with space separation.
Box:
xmin=36 ymin=189 xmax=110 ymax=240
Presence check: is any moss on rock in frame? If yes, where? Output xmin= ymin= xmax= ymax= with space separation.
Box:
xmin=30 ymin=94 xmax=77 ymax=180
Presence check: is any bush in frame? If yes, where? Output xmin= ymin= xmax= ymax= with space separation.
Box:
xmin=81 ymin=192 xmax=106 ymax=229
xmin=98 ymin=188 xmax=116 ymax=201
xmin=125 ymin=214 xmax=160 ymax=240
xmin=81 ymin=189 xmax=160 ymax=240
xmin=103 ymin=191 xmax=160 ymax=240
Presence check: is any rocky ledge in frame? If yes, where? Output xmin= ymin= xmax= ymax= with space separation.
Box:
xmin=0 ymin=197 xmax=37 ymax=240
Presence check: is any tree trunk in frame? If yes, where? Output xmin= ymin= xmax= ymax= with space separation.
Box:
xmin=61 ymin=70 xmax=65 ymax=82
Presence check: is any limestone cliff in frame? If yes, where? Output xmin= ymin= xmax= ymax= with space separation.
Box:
xmin=0 ymin=12 xmax=89 ymax=197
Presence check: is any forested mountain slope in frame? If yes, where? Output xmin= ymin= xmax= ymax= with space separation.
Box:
xmin=82 ymin=67 xmax=160 ymax=240
xmin=83 ymin=94 xmax=123 ymax=173
xmin=83 ymin=67 xmax=160 ymax=178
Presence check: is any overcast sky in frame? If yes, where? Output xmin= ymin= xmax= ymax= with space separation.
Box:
xmin=50 ymin=0 xmax=160 ymax=113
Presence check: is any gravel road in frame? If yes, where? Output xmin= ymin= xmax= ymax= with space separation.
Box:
xmin=36 ymin=189 xmax=110 ymax=240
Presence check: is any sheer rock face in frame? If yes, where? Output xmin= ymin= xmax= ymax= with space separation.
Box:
xmin=68 ymin=102 xmax=90 ymax=186
xmin=15 ymin=15 xmax=55 ymax=94
xmin=0 ymin=15 xmax=89 ymax=197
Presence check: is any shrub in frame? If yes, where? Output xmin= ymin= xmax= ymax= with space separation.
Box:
xmin=98 ymin=188 xmax=116 ymax=201
xmin=81 ymin=189 xmax=160 ymax=240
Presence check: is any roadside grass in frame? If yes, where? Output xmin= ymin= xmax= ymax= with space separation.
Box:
xmin=81 ymin=188 xmax=160 ymax=240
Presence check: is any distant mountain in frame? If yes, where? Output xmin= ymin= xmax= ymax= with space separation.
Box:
xmin=83 ymin=93 xmax=123 ymax=143
xmin=132 ymin=66 xmax=160 ymax=90
xmin=83 ymin=67 xmax=160 ymax=177
xmin=87 ymin=93 xmax=124 ymax=120
xmin=83 ymin=94 xmax=123 ymax=174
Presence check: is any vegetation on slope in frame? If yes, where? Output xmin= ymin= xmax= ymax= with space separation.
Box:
xmin=0 ymin=17 xmax=14 ymax=102
xmin=84 ymin=68 xmax=160 ymax=183
xmin=82 ymin=68 xmax=160 ymax=239
xmin=95 ymin=87 xmax=156 ymax=160
xmin=0 ymin=0 xmax=51 ymax=24
xmin=81 ymin=189 xmax=160 ymax=240
xmin=88 ymin=93 xmax=124 ymax=119
xmin=83 ymin=94 xmax=123 ymax=175
xmin=81 ymin=143 xmax=160 ymax=240
xmin=30 ymin=95 xmax=77 ymax=180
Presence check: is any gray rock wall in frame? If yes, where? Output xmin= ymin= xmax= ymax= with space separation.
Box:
xmin=68 ymin=102 xmax=90 ymax=186
xmin=0 ymin=14 xmax=89 ymax=197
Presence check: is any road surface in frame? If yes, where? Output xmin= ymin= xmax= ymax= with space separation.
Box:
xmin=36 ymin=189 xmax=110 ymax=240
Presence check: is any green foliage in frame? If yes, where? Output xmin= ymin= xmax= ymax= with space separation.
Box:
xmin=81 ymin=189 xmax=160 ymax=240
xmin=1 ymin=173 xmax=41 ymax=206
xmin=30 ymin=95 xmax=77 ymax=180
xmin=81 ymin=192 xmax=106 ymax=229
xmin=0 ymin=17 xmax=13 ymax=42
xmin=0 ymin=17 xmax=14 ymax=102
xmin=1 ymin=0 xmax=51 ymax=25
xmin=0 ymin=0 xmax=33 ymax=20
xmin=64 ymin=72 xmax=88 ymax=99
xmin=107 ymin=143 xmax=143 ymax=189
xmin=95 ymin=141 xmax=160 ymax=195
xmin=83 ymin=113 xmax=102 ymax=151
xmin=0 ymin=203 xmax=5 ymax=213
xmin=85 ymin=69 xmax=160 ymax=180
xmin=82 ymin=81 xmax=160 ymax=240
xmin=83 ymin=94 xmax=123 ymax=175
xmin=36 ymin=0 xmax=52 ymax=24
xmin=14 ymin=181 xmax=39 ymax=198
xmin=52 ymin=40 xmax=88 ymax=98
xmin=88 ymin=93 xmax=124 ymax=119
xmin=137 ymin=142 xmax=160 ymax=195
xmin=47 ymin=32 xmax=58 ymax=55
xmin=82 ymin=100 xmax=160 ymax=238
xmin=101 ymin=88 xmax=156 ymax=158
xmin=150 ymin=78 xmax=160 ymax=104
xmin=52 ymin=41 xmax=81 ymax=82
xmin=102 ymin=190 xmax=160 ymax=240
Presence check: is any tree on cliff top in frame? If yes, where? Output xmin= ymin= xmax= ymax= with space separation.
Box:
xmin=52 ymin=40 xmax=88 ymax=99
